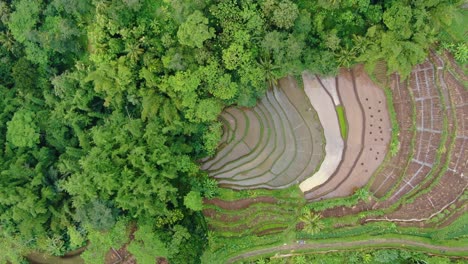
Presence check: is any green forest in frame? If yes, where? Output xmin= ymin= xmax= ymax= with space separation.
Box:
xmin=0 ymin=0 xmax=466 ymax=263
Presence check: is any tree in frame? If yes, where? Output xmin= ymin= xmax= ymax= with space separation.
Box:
xmin=271 ymin=0 xmax=299 ymax=29
xmin=195 ymin=99 xmax=222 ymax=122
xmin=0 ymin=30 xmax=17 ymax=55
xmin=127 ymin=223 xmax=169 ymax=264
xmin=336 ymin=46 xmax=356 ymax=68
xmin=258 ymin=56 xmax=280 ymax=88
xmin=6 ymin=109 xmax=40 ymax=148
xmin=74 ymin=200 xmax=117 ymax=231
xmin=67 ymin=226 xmax=86 ymax=249
xmin=454 ymin=42 xmax=467 ymax=63
xmin=383 ymin=3 xmax=413 ymax=39
xmin=125 ymin=41 xmax=144 ymax=63
xmin=0 ymin=233 xmax=28 ymax=264
xmin=81 ymin=219 xmax=129 ymax=264
xmin=299 ymin=212 xmax=324 ymax=235
xmin=262 ymin=0 xmax=299 ymax=29
xmin=202 ymin=122 xmax=223 ymax=156
xmin=184 ymin=191 xmax=203 ymax=211
xmin=168 ymin=225 xmax=191 ymax=257
xmin=7 ymin=0 xmax=40 ymax=44
xmin=222 ymin=43 xmax=247 ymax=70
xmin=294 ymin=255 xmax=307 ymax=264
xmin=11 ymin=57 xmax=37 ymax=94
xmin=177 ymin=10 xmax=214 ymax=48
xmin=373 ymin=249 xmax=400 ymax=264
xmin=324 ymin=30 xmax=341 ymax=51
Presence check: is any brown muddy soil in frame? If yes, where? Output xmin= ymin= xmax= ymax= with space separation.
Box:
xmin=370 ymin=76 xmax=415 ymax=198
xmin=305 ymin=69 xmax=363 ymax=200
xmin=380 ymin=55 xmax=468 ymax=222
xmin=321 ymin=55 xmax=468 ymax=228
xmin=308 ymin=65 xmax=391 ymax=200
xmin=374 ymin=61 xmax=443 ymax=205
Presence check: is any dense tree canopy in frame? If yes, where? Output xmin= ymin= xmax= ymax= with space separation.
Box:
xmin=0 ymin=0 xmax=463 ymax=263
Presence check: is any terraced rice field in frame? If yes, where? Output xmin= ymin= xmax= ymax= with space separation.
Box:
xmin=320 ymin=53 xmax=467 ymax=227
xmin=201 ymin=77 xmax=325 ymax=189
xmin=202 ymin=52 xmax=467 ymax=262
xmin=370 ymin=53 xmax=467 ymax=222
xmin=305 ymin=66 xmax=391 ymax=200
xmin=203 ymin=187 xmax=303 ymax=237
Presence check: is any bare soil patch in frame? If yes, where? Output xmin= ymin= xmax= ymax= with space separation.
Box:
xmin=311 ymin=65 xmax=391 ymax=200
xmin=379 ymin=55 xmax=468 ymax=222
xmin=321 ymin=56 xmax=467 ymax=228
xmin=300 ymin=73 xmax=344 ymax=191
xmin=371 ymin=76 xmax=415 ymax=198
xmin=310 ymin=54 xmax=466 ymax=227
xmin=378 ymin=61 xmax=444 ymax=205
xmin=305 ymin=69 xmax=363 ymax=200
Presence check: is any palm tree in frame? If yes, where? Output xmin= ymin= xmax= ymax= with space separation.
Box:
xmin=454 ymin=43 xmax=468 ymax=63
xmin=336 ymin=47 xmax=356 ymax=69
xmin=299 ymin=212 xmax=324 ymax=235
xmin=294 ymin=255 xmax=307 ymax=264
xmin=125 ymin=42 xmax=144 ymax=63
xmin=354 ymin=188 xmax=369 ymax=201
xmin=351 ymin=35 xmax=370 ymax=57
xmin=258 ymin=55 xmax=280 ymax=89
xmin=0 ymin=31 xmax=17 ymax=55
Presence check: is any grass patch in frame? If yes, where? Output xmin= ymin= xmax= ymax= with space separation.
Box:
xmin=216 ymin=185 xmax=303 ymax=201
xmin=243 ymin=236 xmax=468 ymax=262
xmin=307 ymin=188 xmax=369 ymax=212
xmin=299 ymin=211 xmax=468 ymax=242
xmin=439 ymin=8 xmax=468 ymax=44
xmin=244 ymin=248 xmax=465 ymax=264
xmin=438 ymin=8 xmax=468 ymax=69
xmin=335 ymin=105 xmax=348 ymax=139
xmin=384 ymin=88 xmax=400 ymax=157
xmin=232 ymin=231 xmax=468 ymax=263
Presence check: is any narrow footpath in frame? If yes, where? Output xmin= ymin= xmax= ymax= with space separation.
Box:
xmin=227 ymin=238 xmax=468 ymax=263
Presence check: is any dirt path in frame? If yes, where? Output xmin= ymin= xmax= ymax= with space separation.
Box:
xmin=227 ymin=238 xmax=468 ymax=263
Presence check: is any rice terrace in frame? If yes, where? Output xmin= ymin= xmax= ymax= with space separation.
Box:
xmin=201 ymin=52 xmax=468 ymax=263
xmin=0 ymin=1 xmax=467 ymax=264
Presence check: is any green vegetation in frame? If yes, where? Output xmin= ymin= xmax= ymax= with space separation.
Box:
xmin=335 ymin=105 xmax=348 ymax=139
xmin=308 ymin=188 xmax=370 ymax=211
xmin=438 ymin=8 xmax=468 ymax=64
xmin=0 ymin=0 xmax=465 ymax=263
xmin=245 ymin=248 xmax=466 ymax=264
xmin=202 ymin=187 xmax=304 ymax=262
xmin=297 ymin=213 xmax=468 ymax=242
xmin=384 ymin=88 xmax=400 ymax=157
